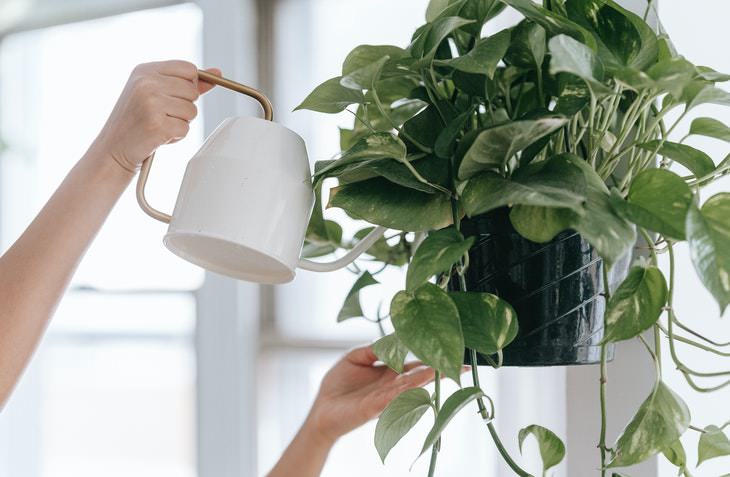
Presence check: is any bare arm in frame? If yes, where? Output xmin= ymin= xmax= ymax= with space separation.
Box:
xmin=267 ymin=345 xmax=440 ymax=477
xmin=0 ymin=60 xmax=219 ymax=407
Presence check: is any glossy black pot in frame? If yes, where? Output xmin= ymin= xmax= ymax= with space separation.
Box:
xmin=451 ymin=207 xmax=629 ymax=367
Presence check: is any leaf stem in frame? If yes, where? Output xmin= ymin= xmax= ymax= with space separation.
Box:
xmin=428 ymin=370 xmax=441 ymax=477
xmin=599 ymin=263 xmax=611 ymax=477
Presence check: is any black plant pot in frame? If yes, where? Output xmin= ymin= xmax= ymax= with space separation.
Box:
xmin=450 ymin=207 xmax=630 ymax=367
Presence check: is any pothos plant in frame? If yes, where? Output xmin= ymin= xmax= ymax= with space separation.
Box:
xmin=295 ymin=0 xmax=730 ymax=475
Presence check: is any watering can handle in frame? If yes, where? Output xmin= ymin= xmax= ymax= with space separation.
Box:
xmin=136 ymin=69 xmax=274 ymax=224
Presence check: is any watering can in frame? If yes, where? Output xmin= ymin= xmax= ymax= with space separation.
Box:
xmin=137 ymin=70 xmax=385 ymax=284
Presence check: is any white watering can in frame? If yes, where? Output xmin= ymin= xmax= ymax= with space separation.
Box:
xmin=137 ymin=70 xmax=386 ymax=284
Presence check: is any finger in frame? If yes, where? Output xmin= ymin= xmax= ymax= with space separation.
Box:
xmin=397 ymin=365 xmax=436 ymax=389
xmin=160 ymin=76 xmax=199 ymax=102
xmin=198 ymin=68 xmax=222 ymax=95
xmin=164 ymin=97 xmax=198 ymax=122
xmin=402 ymin=360 xmax=425 ymax=372
xmin=156 ymin=60 xmax=198 ymax=81
xmin=164 ymin=117 xmax=190 ymax=143
xmin=345 ymin=345 xmax=378 ymax=366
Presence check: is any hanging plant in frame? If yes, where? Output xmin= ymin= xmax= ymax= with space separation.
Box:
xmin=296 ymin=0 xmax=730 ymax=475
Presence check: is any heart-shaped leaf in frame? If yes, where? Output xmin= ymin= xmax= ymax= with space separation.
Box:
xmin=373 ymin=333 xmax=410 ymax=374
xmin=449 ymin=292 xmax=518 ymax=354
xmin=549 ymin=34 xmax=609 ymax=94
xmin=689 ymin=117 xmax=730 ymax=143
xmin=406 ymin=228 xmax=474 ymax=291
xmin=341 ymin=55 xmax=389 ymax=90
xmin=565 ymin=0 xmax=658 ymax=73
xmin=315 ymin=133 xmax=407 ymax=181
xmin=295 ymin=76 xmax=365 ymax=113
xmin=410 ymin=16 xmax=475 ymax=60
xmin=698 ymin=425 xmax=730 ymax=466
xmin=437 ymin=29 xmax=510 ymax=78
xmin=601 ymin=262 xmax=668 ymax=343
xmin=662 ymin=439 xmax=687 ymax=470
xmin=458 ymin=118 xmax=568 ymax=179
xmin=462 ymin=153 xmax=587 ymax=217
xmin=329 ymin=178 xmax=453 ymax=232
xmin=518 ymin=424 xmax=566 ymax=474
xmin=613 ymin=169 xmax=693 ymax=241
xmin=687 ymin=193 xmax=730 ymax=314
xmin=506 ymin=20 xmax=547 ymax=70
xmin=390 ymin=284 xmax=465 ymax=381
xmin=375 ymin=388 xmax=433 ymax=463
xmin=510 ymin=205 xmax=573 ymax=243
xmin=638 ymin=141 xmax=715 ymax=179
xmin=342 ymin=45 xmax=409 ymax=77
xmin=682 ymin=83 xmax=730 ymax=110
xmin=419 ymin=387 xmax=485 ymax=457
xmin=608 ymin=381 xmax=690 ymax=468
xmin=337 ymin=271 xmax=380 ymax=322
xmin=500 ymin=0 xmax=597 ymax=51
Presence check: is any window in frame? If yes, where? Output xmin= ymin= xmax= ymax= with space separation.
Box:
xmin=0 ymin=4 xmax=204 ymax=476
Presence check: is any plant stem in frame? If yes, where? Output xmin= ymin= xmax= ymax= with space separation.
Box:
xmin=428 ymin=370 xmax=441 ymax=477
xmin=599 ymin=264 xmax=612 ymax=477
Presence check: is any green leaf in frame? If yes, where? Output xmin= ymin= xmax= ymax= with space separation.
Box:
xmin=458 ymin=118 xmax=568 ymax=179
xmin=565 ymin=0 xmax=658 ymax=73
xmin=647 ymin=57 xmax=699 ymax=99
xmin=337 ymin=271 xmax=380 ymax=322
xmin=406 ymin=228 xmax=474 ymax=291
xmin=638 ymin=141 xmax=715 ymax=179
xmin=608 ymin=381 xmax=690 ymax=468
xmin=687 ymin=194 xmax=730 ymax=314
xmin=500 ymin=0 xmax=597 ymax=51
xmin=373 ymin=333 xmax=409 ymax=374
xmin=341 ymin=55 xmax=389 ymax=90
xmin=426 ymin=0 xmax=457 ymax=22
xmin=336 ymin=154 xmax=447 ymax=194
xmin=697 ymin=65 xmax=730 ymax=83
xmin=510 ymin=205 xmax=573 ymax=243
xmin=462 ymin=153 xmax=587 ymax=217
xmin=410 ymin=16 xmax=475 ymax=60
xmin=419 ymin=387 xmax=485 ymax=457
xmin=518 ymin=424 xmax=566 ymax=474
xmin=390 ymin=284 xmax=465 ymax=382
xmin=506 ymin=20 xmax=547 ymax=70
xmin=328 ymin=178 xmax=453 ymax=232
xmin=434 ymin=109 xmax=473 ymax=159
xmin=295 ymin=77 xmax=365 ymax=113
xmin=697 ymin=425 xmax=730 ymax=466
xmin=437 ymin=28 xmax=510 ymax=78
xmin=315 ymin=133 xmax=407 ymax=181
xmin=601 ymin=262 xmax=668 ymax=343
xmin=662 ymin=439 xmax=687 ymax=469
xmin=683 ymin=83 xmax=730 ymax=110
xmin=613 ymin=169 xmax=693 ymax=241
xmin=449 ymin=292 xmax=518 ymax=354
xmin=342 ymin=45 xmax=409 ymax=77
xmin=374 ymin=388 xmax=433 ymax=463
xmin=689 ymin=117 xmax=730 ymax=143
xmin=549 ymin=34 xmax=608 ymax=94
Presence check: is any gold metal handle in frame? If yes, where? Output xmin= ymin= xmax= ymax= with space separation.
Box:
xmin=136 ymin=69 xmax=274 ymax=224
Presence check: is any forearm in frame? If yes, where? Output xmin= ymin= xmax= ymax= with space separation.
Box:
xmin=266 ymin=416 xmax=335 ymax=477
xmin=0 ymin=145 xmax=133 ymax=406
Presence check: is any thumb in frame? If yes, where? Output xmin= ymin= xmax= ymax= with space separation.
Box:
xmin=198 ymin=67 xmax=222 ymax=95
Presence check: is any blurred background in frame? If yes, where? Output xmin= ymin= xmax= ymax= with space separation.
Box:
xmin=0 ymin=0 xmax=727 ymax=476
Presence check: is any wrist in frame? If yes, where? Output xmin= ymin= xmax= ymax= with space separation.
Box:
xmin=80 ymin=145 xmax=137 ymax=183
xmin=301 ymin=412 xmax=338 ymax=449
xmin=84 ymin=139 xmax=138 ymax=178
